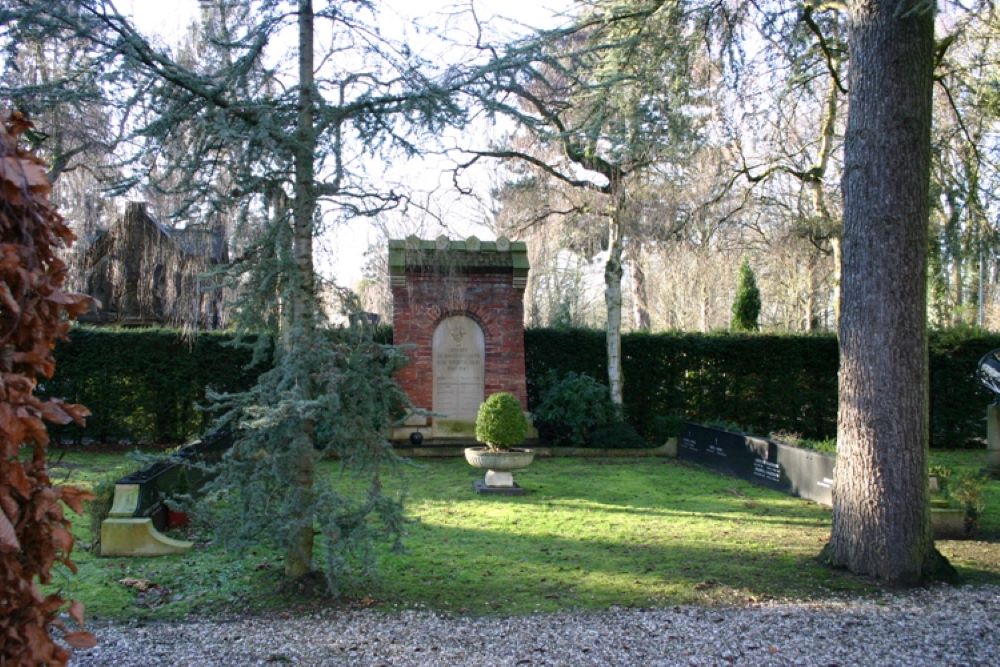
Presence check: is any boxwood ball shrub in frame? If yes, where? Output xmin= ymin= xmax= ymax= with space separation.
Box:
xmin=475 ymin=392 xmax=528 ymax=450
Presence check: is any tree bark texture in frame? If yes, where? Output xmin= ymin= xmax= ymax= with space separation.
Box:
xmin=828 ymin=0 xmax=936 ymax=583
xmin=629 ymin=240 xmax=651 ymax=331
xmin=285 ymin=0 xmax=318 ymax=580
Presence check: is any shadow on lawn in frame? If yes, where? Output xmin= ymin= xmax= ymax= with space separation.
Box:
xmin=373 ymin=520 xmax=875 ymax=613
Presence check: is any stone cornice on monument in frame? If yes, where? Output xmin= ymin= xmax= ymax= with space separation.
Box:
xmin=388 ymin=234 xmax=529 ymax=289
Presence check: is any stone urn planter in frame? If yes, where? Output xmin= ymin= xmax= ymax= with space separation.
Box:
xmin=464 ymin=446 xmax=535 ymax=492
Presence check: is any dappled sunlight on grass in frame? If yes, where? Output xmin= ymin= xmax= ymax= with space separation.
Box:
xmin=44 ymin=449 xmax=1000 ymax=619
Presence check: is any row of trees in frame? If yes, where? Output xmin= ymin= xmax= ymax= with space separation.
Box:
xmin=463 ymin=2 xmax=997 ymax=335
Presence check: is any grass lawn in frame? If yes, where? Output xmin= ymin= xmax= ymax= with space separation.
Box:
xmin=44 ymin=448 xmax=1000 ymax=622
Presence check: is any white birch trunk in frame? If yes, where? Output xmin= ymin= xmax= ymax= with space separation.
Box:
xmin=605 ymin=192 xmax=625 ymax=407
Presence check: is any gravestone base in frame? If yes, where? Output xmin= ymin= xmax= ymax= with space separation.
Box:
xmin=931 ymin=508 xmax=968 ymax=540
xmin=100 ymin=518 xmax=193 ymax=556
xmin=473 ymin=479 xmax=526 ymax=496
xmin=986 ymin=405 xmax=1000 ymax=479
xmin=433 ymin=419 xmax=477 ymax=439
xmin=485 ymin=470 xmax=514 ymax=486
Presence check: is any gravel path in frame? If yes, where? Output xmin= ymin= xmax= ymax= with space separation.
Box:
xmin=71 ymin=585 xmax=999 ymax=666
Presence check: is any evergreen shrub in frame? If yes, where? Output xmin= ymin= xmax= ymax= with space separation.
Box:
xmin=475 ymin=392 xmax=528 ymax=450
xmin=532 ymin=371 xmax=619 ymax=446
xmin=587 ymin=421 xmax=649 ymax=449
xmin=731 ymin=258 xmax=762 ymax=331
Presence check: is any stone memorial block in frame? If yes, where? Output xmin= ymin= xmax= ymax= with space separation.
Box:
xmin=389 ymin=236 xmax=531 ymax=441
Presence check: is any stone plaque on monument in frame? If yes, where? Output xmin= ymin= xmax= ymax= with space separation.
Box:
xmin=432 ymin=315 xmax=485 ymax=422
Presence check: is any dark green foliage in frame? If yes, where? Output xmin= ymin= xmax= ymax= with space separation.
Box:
xmin=41 ymin=326 xmax=267 ymax=444
xmin=475 ymin=392 xmax=528 ymax=449
xmin=649 ymin=414 xmax=685 ymax=442
xmin=928 ymin=328 xmax=1000 ymax=447
xmin=526 ymin=328 xmax=1000 ymax=447
xmin=586 ymin=421 xmax=648 ymax=449
xmin=731 ymin=258 xmax=762 ymax=332
xmin=45 ymin=326 xmax=1000 ymax=449
xmin=532 ymin=371 xmax=620 ymax=446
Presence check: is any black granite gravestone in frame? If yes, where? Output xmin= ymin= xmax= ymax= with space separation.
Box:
xmin=678 ymin=422 xmax=835 ymax=506
xmin=116 ymin=430 xmax=232 ymax=529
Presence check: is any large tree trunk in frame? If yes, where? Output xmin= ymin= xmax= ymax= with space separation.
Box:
xmin=826 ymin=0 xmax=944 ymax=584
xmin=285 ymin=0 xmax=318 ymax=579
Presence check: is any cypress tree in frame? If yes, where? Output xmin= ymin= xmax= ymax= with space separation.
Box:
xmin=731 ymin=257 xmax=762 ymax=331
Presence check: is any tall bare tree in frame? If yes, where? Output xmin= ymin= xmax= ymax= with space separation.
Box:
xmin=461 ymin=0 xmax=706 ymax=403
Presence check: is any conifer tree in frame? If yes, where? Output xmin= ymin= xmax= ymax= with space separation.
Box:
xmin=731 ymin=257 xmax=761 ymax=331
xmin=1 ymin=0 xmax=468 ymax=587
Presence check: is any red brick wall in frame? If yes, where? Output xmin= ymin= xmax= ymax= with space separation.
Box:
xmin=392 ymin=270 xmax=527 ymax=414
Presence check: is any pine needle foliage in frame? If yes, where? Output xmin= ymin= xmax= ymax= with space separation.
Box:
xmin=204 ymin=317 xmax=411 ymax=592
xmin=0 ymin=0 xmax=477 ymax=587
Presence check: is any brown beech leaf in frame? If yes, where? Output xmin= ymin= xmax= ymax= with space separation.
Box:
xmin=46 ymin=289 xmax=87 ymax=306
xmin=61 ymin=402 xmax=91 ymax=425
xmin=5 ymin=462 xmax=31 ymax=497
xmin=58 ymin=486 xmax=93 ymax=515
xmin=23 ymin=415 xmax=49 ymax=447
xmin=39 ymin=400 xmax=72 ymax=425
xmin=0 ymin=508 xmax=20 ymax=552
xmin=0 ymin=156 xmax=50 ymax=194
xmin=67 ymin=600 xmax=85 ymax=625
xmin=8 ymin=111 xmax=33 ymax=136
xmin=0 ymin=492 xmax=18 ymax=519
xmin=0 ymin=282 xmax=19 ymax=315
xmin=62 ymin=631 xmax=97 ymax=650
xmin=24 ymin=623 xmax=64 ymax=662
xmin=50 ymin=526 xmax=73 ymax=554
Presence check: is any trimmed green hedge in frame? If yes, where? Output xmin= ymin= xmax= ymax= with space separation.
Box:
xmin=928 ymin=329 xmax=1000 ymax=447
xmin=525 ymin=329 xmax=839 ymax=443
xmin=45 ymin=325 xmax=998 ymax=447
xmin=525 ymin=328 xmax=999 ymax=448
xmin=43 ymin=327 xmax=265 ymax=444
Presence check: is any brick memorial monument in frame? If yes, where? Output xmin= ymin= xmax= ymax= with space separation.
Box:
xmin=389 ymin=235 xmax=531 ymax=442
